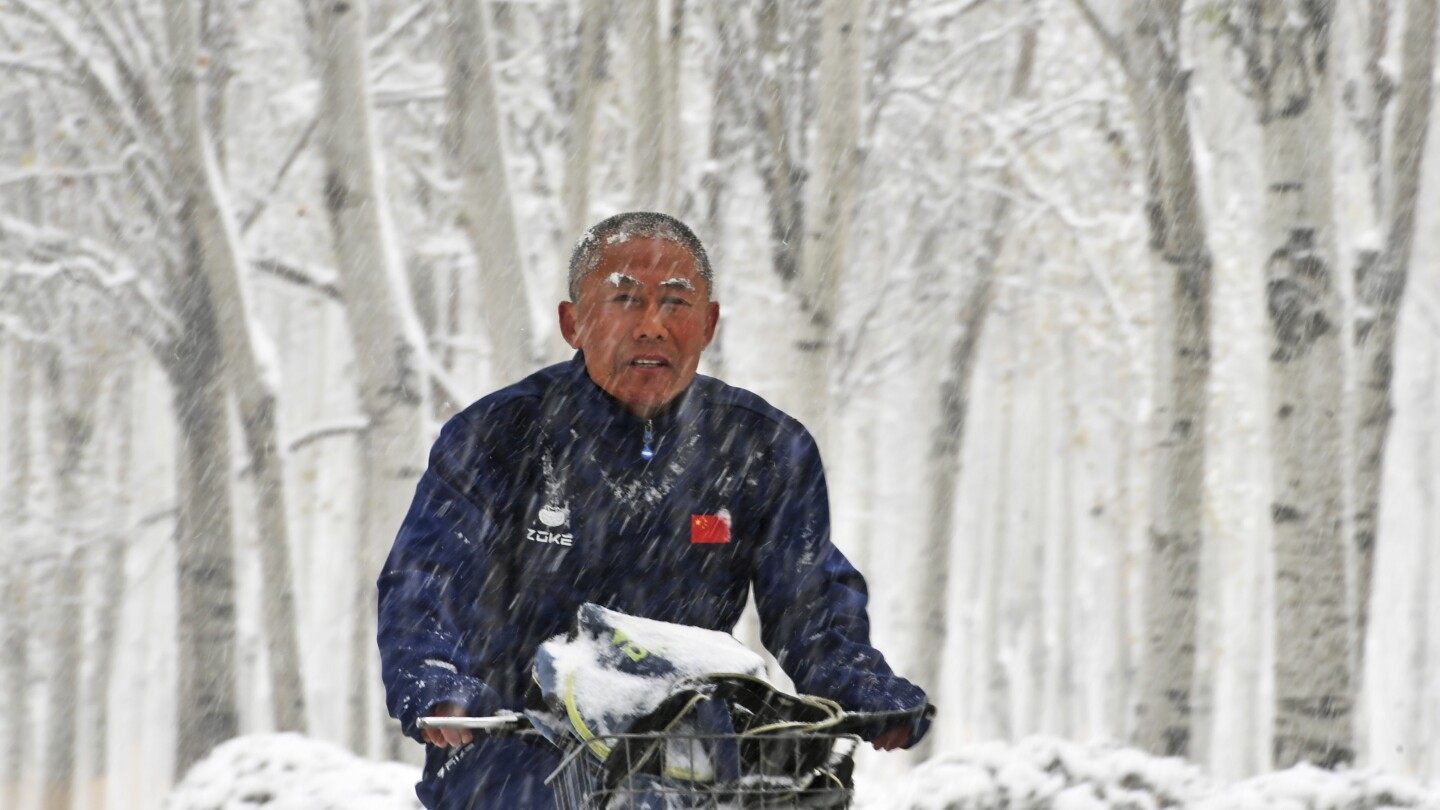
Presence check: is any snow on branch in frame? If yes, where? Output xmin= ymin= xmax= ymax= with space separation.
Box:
xmin=0 ymin=214 xmax=177 ymax=349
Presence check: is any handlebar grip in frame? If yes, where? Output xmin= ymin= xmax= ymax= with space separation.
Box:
xmin=416 ymin=713 xmax=536 ymax=735
xmin=830 ymin=703 xmax=936 ymax=735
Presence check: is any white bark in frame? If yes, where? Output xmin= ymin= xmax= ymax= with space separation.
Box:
xmin=311 ymin=0 xmax=432 ymax=756
xmin=563 ymin=0 xmax=607 ymax=239
xmin=754 ymin=0 xmax=804 ymax=286
xmin=87 ymin=359 xmax=133 ymax=809
xmin=1130 ymin=0 xmax=1214 ymax=759
xmin=165 ymin=0 xmax=307 ymax=735
xmin=1351 ymin=0 xmax=1436 ymax=702
xmin=627 ymin=0 xmax=669 ymax=208
xmin=2 ymin=344 xmax=33 ymax=810
xmin=167 ymin=250 xmax=240 ymax=775
xmin=1410 ymin=342 xmax=1436 ymax=771
xmin=791 ymin=0 xmax=864 ymax=453
xmin=986 ymin=317 xmax=1018 ymax=739
xmin=1246 ymin=0 xmax=1352 ymax=769
xmin=443 ymin=0 xmax=537 ymax=386
xmin=913 ymin=18 xmax=1037 ymax=758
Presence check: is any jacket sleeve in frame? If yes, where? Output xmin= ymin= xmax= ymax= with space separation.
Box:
xmin=751 ymin=426 xmax=930 ymax=743
xmin=377 ymin=415 xmax=506 ymax=742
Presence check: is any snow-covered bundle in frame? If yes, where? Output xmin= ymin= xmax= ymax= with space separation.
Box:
xmin=164 ymin=733 xmax=422 ymax=810
xmin=527 ymin=602 xmax=769 ymax=745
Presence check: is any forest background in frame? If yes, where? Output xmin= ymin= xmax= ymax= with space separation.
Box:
xmin=2 ymin=0 xmax=1440 ymax=807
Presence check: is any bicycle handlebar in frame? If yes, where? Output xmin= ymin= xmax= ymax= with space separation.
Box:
xmin=416 ymin=705 xmax=934 ymax=737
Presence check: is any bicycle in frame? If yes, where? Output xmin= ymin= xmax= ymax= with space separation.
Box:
xmin=419 ymin=708 xmax=921 ymax=809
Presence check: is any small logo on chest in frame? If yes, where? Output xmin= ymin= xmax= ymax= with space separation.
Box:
xmin=528 ymin=503 xmax=574 ymax=547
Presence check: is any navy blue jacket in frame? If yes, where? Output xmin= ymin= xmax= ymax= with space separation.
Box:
xmin=377 ymin=354 xmax=926 ymax=751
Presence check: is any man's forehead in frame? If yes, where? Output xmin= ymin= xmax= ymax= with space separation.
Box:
xmin=586 ymin=237 xmax=707 ymax=294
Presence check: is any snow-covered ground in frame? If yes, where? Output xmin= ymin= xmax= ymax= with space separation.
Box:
xmin=166 ymin=733 xmax=1440 ymax=809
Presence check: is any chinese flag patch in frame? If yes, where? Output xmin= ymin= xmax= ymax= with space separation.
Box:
xmin=691 ymin=513 xmax=731 ymax=544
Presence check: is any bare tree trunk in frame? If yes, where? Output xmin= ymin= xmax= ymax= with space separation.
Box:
xmin=1350 ymin=0 xmax=1437 ymax=710
xmin=563 ymin=0 xmax=607 ymax=239
xmin=41 ymin=547 xmax=83 ymax=810
xmin=1411 ymin=341 xmax=1436 ymax=772
xmin=663 ymin=0 xmax=685 ymax=215
xmin=912 ymin=17 xmax=1038 ymax=758
xmin=168 ymin=249 xmax=240 ymax=776
xmin=987 ymin=318 xmax=1018 ymax=739
xmin=790 ymin=0 xmax=864 ymax=453
xmin=702 ymin=4 xmax=738 ymax=259
xmin=312 ymin=0 xmax=433 ymax=756
xmin=1130 ymin=0 xmax=1214 ymax=760
xmin=1056 ymin=330 xmax=1080 ymax=737
xmin=166 ymin=0 xmax=307 ymax=734
xmin=1241 ymin=0 xmax=1352 ymax=769
xmin=443 ymin=0 xmax=537 ymax=385
xmin=753 ymin=0 xmax=804 ymax=286
xmin=3 ymin=343 xmax=33 ymax=810
xmin=86 ymin=359 xmax=134 ymax=810
xmin=202 ymin=0 xmax=237 ymax=172
xmin=41 ymin=346 xmax=107 ymax=810
xmin=627 ymin=0 xmax=668 ymax=207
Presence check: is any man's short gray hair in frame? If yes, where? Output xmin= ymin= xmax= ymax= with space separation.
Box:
xmin=567 ymin=212 xmax=714 ymax=301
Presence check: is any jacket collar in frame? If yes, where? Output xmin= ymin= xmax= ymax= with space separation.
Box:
xmin=560 ymin=351 xmax=700 ymax=432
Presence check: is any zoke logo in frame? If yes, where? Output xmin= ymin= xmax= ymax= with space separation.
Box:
xmin=528 ymin=502 xmax=573 ymax=547
xmin=527 ymin=527 xmax=573 ymax=547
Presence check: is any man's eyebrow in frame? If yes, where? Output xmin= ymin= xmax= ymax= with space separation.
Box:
xmin=604 ymin=272 xmax=641 ymax=287
xmin=659 ymin=278 xmax=697 ymax=292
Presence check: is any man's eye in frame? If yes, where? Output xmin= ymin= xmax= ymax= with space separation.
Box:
xmin=662 ymin=297 xmax=692 ymax=307
xmin=612 ymin=293 xmax=638 ymax=304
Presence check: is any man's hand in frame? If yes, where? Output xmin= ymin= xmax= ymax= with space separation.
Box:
xmin=423 ymin=702 xmax=474 ymax=748
xmin=871 ymin=726 xmax=911 ymax=751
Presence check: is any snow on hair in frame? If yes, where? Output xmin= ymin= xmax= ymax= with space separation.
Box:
xmin=567 ymin=212 xmax=714 ymax=301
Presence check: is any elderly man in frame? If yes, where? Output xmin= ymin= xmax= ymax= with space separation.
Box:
xmin=377 ymin=212 xmax=928 ymax=809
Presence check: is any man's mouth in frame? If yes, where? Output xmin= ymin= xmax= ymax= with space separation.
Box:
xmin=630 ymin=357 xmax=670 ymax=369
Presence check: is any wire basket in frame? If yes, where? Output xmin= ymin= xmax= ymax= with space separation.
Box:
xmin=546 ymin=731 xmax=859 ymax=810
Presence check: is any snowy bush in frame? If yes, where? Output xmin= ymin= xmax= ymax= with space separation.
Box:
xmin=164 ymin=733 xmax=422 ymax=810
xmin=882 ymin=736 xmax=1440 ymax=810
xmin=1195 ymin=764 xmax=1440 ymax=810
xmin=164 ymin=733 xmax=1440 ymax=810
xmin=885 ymin=736 xmax=1209 ymax=810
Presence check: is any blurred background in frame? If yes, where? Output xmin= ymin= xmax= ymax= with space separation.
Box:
xmin=2 ymin=0 xmax=1439 ymax=807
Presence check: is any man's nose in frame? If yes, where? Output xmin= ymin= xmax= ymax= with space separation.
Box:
xmin=634 ymin=302 xmax=667 ymax=340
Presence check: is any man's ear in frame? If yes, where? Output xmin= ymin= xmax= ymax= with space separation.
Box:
xmin=558 ymin=301 xmax=581 ymax=348
xmin=703 ymin=300 xmax=720 ymax=347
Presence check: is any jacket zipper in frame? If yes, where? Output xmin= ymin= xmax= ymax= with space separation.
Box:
xmin=641 ymin=419 xmax=655 ymax=460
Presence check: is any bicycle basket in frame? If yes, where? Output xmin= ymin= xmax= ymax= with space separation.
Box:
xmin=547 ymin=731 xmax=858 ymax=810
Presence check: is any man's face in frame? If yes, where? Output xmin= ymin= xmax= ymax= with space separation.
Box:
xmin=559 ymin=236 xmax=719 ymax=418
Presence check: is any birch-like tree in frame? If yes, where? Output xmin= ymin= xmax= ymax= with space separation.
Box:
xmin=40 ymin=347 xmax=96 ymax=810
xmin=1350 ymin=0 xmax=1437 ymax=692
xmin=2 ymin=345 xmax=33 ymax=810
xmin=1130 ymin=0 xmax=1213 ymax=759
xmin=790 ymin=0 xmax=864 ymax=452
xmin=1228 ymin=0 xmax=1352 ymax=768
xmin=563 ymin=0 xmax=608 ymax=239
xmin=164 ymin=0 xmax=308 ymax=735
xmin=627 ymin=0 xmax=674 ymax=210
xmin=1068 ymin=0 xmax=1214 ymax=755
xmin=442 ymin=0 xmax=537 ymax=385
xmin=311 ymin=0 xmax=433 ymax=756
xmin=914 ymin=11 xmax=1039 ymax=759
